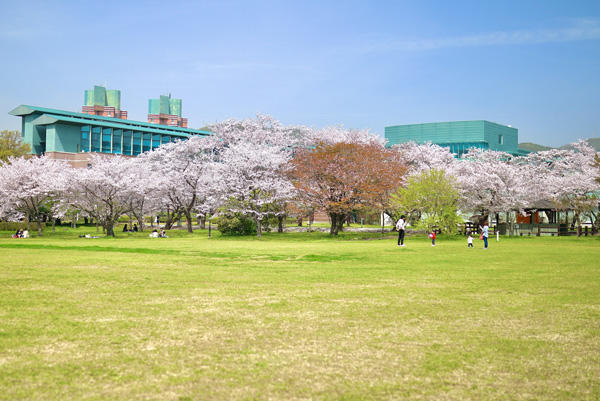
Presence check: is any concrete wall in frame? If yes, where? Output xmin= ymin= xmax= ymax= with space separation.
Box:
xmin=22 ymin=113 xmax=46 ymax=155
xmin=483 ymin=121 xmax=518 ymax=153
xmin=45 ymin=123 xmax=81 ymax=153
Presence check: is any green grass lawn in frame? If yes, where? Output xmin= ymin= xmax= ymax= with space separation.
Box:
xmin=0 ymin=228 xmax=599 ymax=400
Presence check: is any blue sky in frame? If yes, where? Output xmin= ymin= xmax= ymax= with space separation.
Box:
xmin=1 ymin=0 xmax=599 ymax=146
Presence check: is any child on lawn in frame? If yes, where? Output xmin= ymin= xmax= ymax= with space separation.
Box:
xmin=467 ymin=232 xmax=473 ymax=248
xmin=429 ymin=230 xmax=436 ymax=246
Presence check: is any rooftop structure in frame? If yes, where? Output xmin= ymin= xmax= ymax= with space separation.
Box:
xmin=9 ymin=105 xmax=210 ymax=168
xmin=148 ymin=94 xmax=187 ymax=128
xmin=385 ymin=120 xmax=529 ymax=157
xmin=82 ymin=85 xmax=127 ymax=119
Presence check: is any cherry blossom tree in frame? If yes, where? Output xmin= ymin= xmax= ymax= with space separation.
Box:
xmin=312 ymin=126 xmax=385 ymax=146
xmin=210 ymin=114 xmax=314 ymax=149
xmin=393 ymin=142 xmax=456 ymax=175
xmin=0 ymin=156 xmax=67 ymax=235
xmin=63 ymin=155 xmax=134 ymax=237
xmin=142 ymin=135 xmax=222 ymax=233
xmin=209 ymin=115 xmax=312 ymax=236
xmin=218 ymin=141 xmax=295 ymax=237
xmin=450 ymin=149 xmax=529 ymax=222
xmin=118 ymin=157 xmax=165 ymax=232
xmin=526 ymin=141 xmax=599 ymax=231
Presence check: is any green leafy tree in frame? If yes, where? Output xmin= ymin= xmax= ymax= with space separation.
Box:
xmin=0 ymin=130 xmax=31 ymax=162
xmin=390 ymin=169 xmax=461 ymax=233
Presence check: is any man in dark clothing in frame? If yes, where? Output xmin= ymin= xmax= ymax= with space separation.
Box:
xmin=396 ymin=215 xmax=406 ymax=247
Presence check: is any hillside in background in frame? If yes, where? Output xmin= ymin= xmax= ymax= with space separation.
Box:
xmin=519 ymin=137 xmax=600 ymax=152
xmin=518 ymin=142 xmax=553 ymax=152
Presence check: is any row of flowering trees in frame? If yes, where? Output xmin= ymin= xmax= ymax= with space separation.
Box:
xmin=394 ymin=141 xmax=600 ymax=231
xmin=0 ymin=115 xmax=599 ymax=237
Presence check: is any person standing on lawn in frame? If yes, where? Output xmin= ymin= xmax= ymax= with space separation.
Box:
xmin=479 ymin=222 xmax=489 ymax=249
xmin=396 ymin=215 xmax=407 ymax=247
xmin=429 ymin=230 xmax=436 ymax=246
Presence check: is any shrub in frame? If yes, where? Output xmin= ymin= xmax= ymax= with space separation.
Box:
xmin=0 ymin=221 xmax=29 ymax=232
xmin=215 ymin=214 xmax=257 ymax=236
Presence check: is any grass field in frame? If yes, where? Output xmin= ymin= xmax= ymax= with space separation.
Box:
xmin=0 ymin=228 xmax=599 ymax=400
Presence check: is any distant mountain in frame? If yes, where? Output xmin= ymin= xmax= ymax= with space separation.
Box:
xmin=559 ymin=137 xmax=600 ymax=152
xmin=587 ymin=138 xmax=600 ymax=151
xmin=519 ymin=137 xmax=600 ymax=152
xmin=518 ymin=142 xmax=553 ymax=152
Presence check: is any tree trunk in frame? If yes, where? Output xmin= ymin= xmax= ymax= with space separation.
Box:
xmin=52 ymin=218 xmax=56 ymax=233
xmin=336 ymin=214 xmax=345 ymax=233
xmin=200 ymin=216 xmax=206 ymax=230
xmin=329 ymin=214 xmax=336 ymax=235
xmin=164 ymin=210 xmax=180 ymax=230
xmin=136 ymin=216 xmax=145 ymax=232
xmin=278 ymin=215 xmax=284 ymax=233
xmin=329 ymin=213 xmax=344 ymax=236
xmin=297 ymin=217 xmax=303 ymax=227
xmin=184 ymin=210 xmax=193 ymax=233
xmin=256 ymin=217 xmax=262 ymax=237
xmin=36 ymin=217 xmax=43 ymax=236
xmin=106 ymin=223 xmax=115 ymax=237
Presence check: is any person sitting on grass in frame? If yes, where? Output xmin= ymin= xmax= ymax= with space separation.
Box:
xmin=149 ymin=229 xmax=159 ymax=238
xmin=22 ymin=229 xmax=29 ymax=238
xmin=132 ymin=224 xmax=138 ymax=232
xmin=159 ymin=229 xmax=167 ymax=238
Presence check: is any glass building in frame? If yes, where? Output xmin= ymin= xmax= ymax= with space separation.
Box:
xmin=9 ymin=105 xmax=211 ymax=166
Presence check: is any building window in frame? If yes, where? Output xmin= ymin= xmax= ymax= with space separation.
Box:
xmin=91 ymin=126 xmax=101 ymax=152
xmin=80 ymin=125 xmax=90 ymax=152
xmin=133 ymin=132 xmax=142 ymax=155
xmin=499 ymin=135 xmax=504 ymax=145
xmin=112 ymin=129 xmax=122 ymax=155
xmin=142 ymin=133 xmax=151 ymax=153
xmin=102 ymin=128 xmax=112 ymax=153
xmin=152 ymin=134 xmax=160 ymax=150
xmin=123 ymin=131 xmax=132 ymax=155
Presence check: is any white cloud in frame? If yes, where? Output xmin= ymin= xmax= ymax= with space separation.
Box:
xmin=365 ymin=18 xmax=600 ymax=53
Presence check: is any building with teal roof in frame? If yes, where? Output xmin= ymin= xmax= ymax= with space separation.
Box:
xmin=385 ymin=120 xmax=529 ymax=156
xmin=9 ymin=105 xmax=210 ymax=167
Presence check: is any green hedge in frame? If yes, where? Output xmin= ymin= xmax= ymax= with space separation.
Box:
xmin=0 ymin=222 xmax=30 ymax=232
